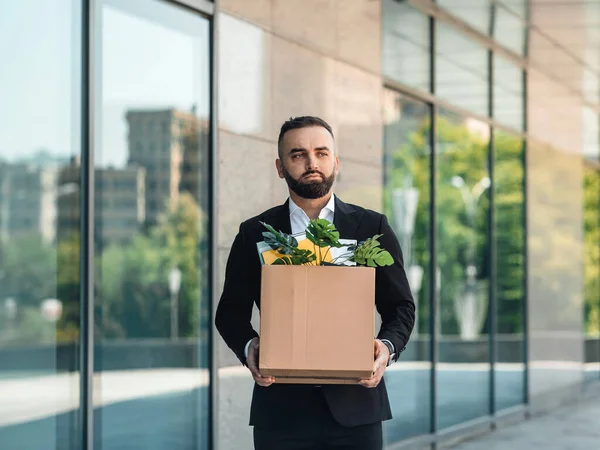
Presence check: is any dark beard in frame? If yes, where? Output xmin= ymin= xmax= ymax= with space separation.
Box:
xmin=282 ymin=166 xmax=336 ymax=200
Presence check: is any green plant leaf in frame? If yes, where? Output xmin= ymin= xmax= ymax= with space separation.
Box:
xmin=349 ymin=234 xmax=394 ymax=267
xmin=306 ymin=218 xmax=343 ymax=249
xmin=377 ymin=250 xmax=394 ymax=266
xmin=260 ymin=223 xmax=319 ymax=265
xmin=261 ymin=222 xmax=299 ymax=254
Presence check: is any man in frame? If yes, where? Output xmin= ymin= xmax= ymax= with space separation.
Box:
xmin=215 ymin=116 xmax=415 ymax=450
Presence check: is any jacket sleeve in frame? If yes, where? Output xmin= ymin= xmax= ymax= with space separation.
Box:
xmin=375 ymin=214 xmax=416 ymax=361
xmin=215 ymin=223 xmax=259 ymax=366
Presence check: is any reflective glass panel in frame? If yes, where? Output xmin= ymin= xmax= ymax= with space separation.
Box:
xmin=494 ymin=4 xmax=527 ymax=56
xmin=494 ymin=54 xmax=524 ymax=131
xmin=382 ymin=0 xmax=430 ymax=92
xmin=383 ymin=91 xmax=432 ymax=443
xmin=0 ymin=2 xmax=82 ymax=449
xmin=435 ymin=109 xmax=491 ymax=429
xmin=436 ymin=22 xmax=489 ymax=117
xmin=500 ymin=0 xmax=527 ymax=18
xmin=93 ymin=1 xmax=211 ymax=449
xmin=437 ymin=0 xmax=492 ymax=36
xmin=583 ymin=107 xmax=600 ymax=162
xmin=493 ymin=130 xmax=526 ymax=410
xmin=584 ymin=167 xmax=600 ymax=383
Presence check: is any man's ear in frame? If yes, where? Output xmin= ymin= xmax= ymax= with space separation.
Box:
xmin=275 ymin=159 xmax=284 ymax=179
xmin=335 ymin=154 xmax=340 ymax=175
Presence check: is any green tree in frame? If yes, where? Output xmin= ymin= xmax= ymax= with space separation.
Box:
xmin=95 ymin=192 xmax=208 ymax=340
xmin=0 ymin=234 xmax=56 ymax=308
xmin=56 ymin=232 xmax=81 ymax=342
xmin=155 ymin=191 xmax=207 ymax=338
xmin=584 ymin=167 xmax=600 ymax=334
xmin=385 ymin=113 xmax=526 ymax=336
xmin=384 ymin=115 xmax=432 ymax=334
xmin=494 ymin=131 xmax=525 ymax=335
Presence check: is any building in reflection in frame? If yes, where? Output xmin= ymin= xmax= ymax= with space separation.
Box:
xmin=126 ymin=108 xmax=208 ymax=226
xmin=57 ymin=158 xmax=146 ymax=246
xmin=55 ymin=106 xmax=209 ymax=246
xmin=0 ymin=162 xmax=60 ymax=244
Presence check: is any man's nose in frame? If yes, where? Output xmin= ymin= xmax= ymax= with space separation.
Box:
xmin=306 ymin=153 xmax=318 ymax=170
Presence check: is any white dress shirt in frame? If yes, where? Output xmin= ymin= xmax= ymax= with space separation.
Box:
xmin=289 ymin=193 xmax=336 ymax=235
xmin=244 ymin=194 xmax=395 ymax=364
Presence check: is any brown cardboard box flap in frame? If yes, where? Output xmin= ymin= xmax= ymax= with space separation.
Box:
xmin=259 ymin=265 xmax=375 ymax=384
xmin=259 ymin=368 xmax=372 ymax=378
xmin=272 ymin=376 xmax=363 ymax=385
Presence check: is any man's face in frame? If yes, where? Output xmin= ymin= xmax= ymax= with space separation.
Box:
xmin=276 ymin=126 xmax=339 ymax=200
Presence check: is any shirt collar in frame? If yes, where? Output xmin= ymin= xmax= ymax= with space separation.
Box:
xmin=289 ymin=194 xmax=336 ymax=217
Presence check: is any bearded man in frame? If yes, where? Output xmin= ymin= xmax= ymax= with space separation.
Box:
xmin=215 ymin=116 xmax=415 ymax=450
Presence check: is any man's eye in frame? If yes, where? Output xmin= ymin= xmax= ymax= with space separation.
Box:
xmin=292 ymin=154 xmax=304 ymax=159
xmin=318 ymin=152 xmax=328 ymax=157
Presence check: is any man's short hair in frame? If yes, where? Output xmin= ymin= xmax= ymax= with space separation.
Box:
xmin=277 ymin=116 xmax=335 ymax=158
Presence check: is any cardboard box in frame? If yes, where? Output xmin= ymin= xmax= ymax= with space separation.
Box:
xmin=258 ymin=264 xmax=375 ymax=384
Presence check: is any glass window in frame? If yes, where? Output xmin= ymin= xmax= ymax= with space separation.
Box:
xmin=494 ymin=4 xmax=527 ymax=56
xmin=493 ymin=130 xmax=526 ymax=410
xmin=584 ymin=167 xmax=600 ymax=382
xmin=500 ymin=0 xmax=527 ymax=18
xmin=382 ymin=90 xmax=432 ymax=443
xmin=382 ymin=0 xmax=430 ymax=92
xmin=94 ymin=0 xmax=211 ymax=449
xmin=437 ymin=0 xmax=492 ymax=35
xmin=436 ymin=109 xmax=491 ymax=429
xmin=583 ymin=107 xmax=600 ymax=162
xmin=583 ymin=68 xmax=600 ymax=106
xmin=0 ymin=2 xmax=82 ymax=450
xmin=494 ymin=54 xmax=524 ymax=131
xmin=438 ymin=1 xmax=526 ymax=56
xmin=436 ymin=22 xmax=489 ymax=117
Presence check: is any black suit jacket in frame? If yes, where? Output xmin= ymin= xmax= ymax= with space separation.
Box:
xmin=215 ymin=196 xmax=415 ymax=429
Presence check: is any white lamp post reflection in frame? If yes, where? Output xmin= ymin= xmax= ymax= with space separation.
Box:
xmin=450 ymin=175 xmax=491 ymax=340
xmin=391 ymin=176 xmax=423 ymax=335
xmin=40 ymin=298 xmax=63 ymax=322
xmin=3 ymin=298 xmax=17 ymax=340
xmin=4 ymin=297 xmax=17 ymax=320
xmin=169 ymin=267 xmax=182 ymax=340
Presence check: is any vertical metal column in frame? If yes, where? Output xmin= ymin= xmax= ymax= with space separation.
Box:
xmin=487 ymin=2 xmax=497 ymax=418
xmin=488 ymin=51 xmax=497 ymax=419
xmin=521 ymin=68 xmax=530 ymax=408
xmin=208 ymin=3 xmax=219 ymax=450
xmin=522 ymin=0 xmax=531 ymax=410
xmin=428 ymin=13 xmax=438 ymax=440
xmin=79 ymin=0 xmax=95 ymax=448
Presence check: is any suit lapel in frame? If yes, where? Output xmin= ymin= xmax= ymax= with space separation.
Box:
xmin=333 ymin=196 xmax=362 ymax=240
xmin=270 ymin=199 xmax=292 ymax=235
xmin=266 ymin=196 xmax=360 ymax=239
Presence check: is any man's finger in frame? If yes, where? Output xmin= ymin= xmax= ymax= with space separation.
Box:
xmin=360 ymin=380 xmax=377 ymax=388
xmin=248 ymin=361 xmax=274 ymax=386
xmin=359 ymin=375 xmax=379 ymax=388
xmin=251 ymin=368 xmax=273 ymax=382
xmin=255 ymin=375 xmax=275 ymax=387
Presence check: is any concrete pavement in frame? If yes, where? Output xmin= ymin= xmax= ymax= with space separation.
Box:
xmin=450 ymin=394 xmax=600 ymax=450
xmin=0 ymin=367 xmax=596 ymax=450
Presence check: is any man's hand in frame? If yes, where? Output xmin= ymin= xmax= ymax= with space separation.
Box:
xmin=247 ymin=337 xmax=275 ymax=387
xmin=359 ymin=339 xmax=390 ymax=389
